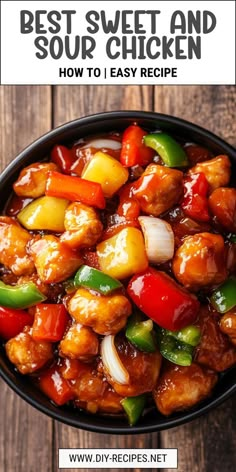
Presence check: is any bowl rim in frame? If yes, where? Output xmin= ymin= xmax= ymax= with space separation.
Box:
xmin=0 ymin=110 xmax=236 ymax=434
xmin=1 ymin=364 xmax=236 ymax=434
xmin=1 ymin=111 xmax=236 ymax=180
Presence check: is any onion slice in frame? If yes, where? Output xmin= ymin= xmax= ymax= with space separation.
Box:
xmin=138 ymin=216 xmax=174 ymax=264
xmin=81 ymin=139 xmax=121 ymax=150
xmin=101 ymin=335 xmax=130 ymax=385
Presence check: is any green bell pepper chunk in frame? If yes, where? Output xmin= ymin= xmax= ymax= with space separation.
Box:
xmin=0 ymin=281 xmax=47 ymax=309
xmin=144 ymin=133 xmax=189 ymax=167
xmin=74 ymin=265 xmax=123 ymax=295
xmin=121 ymin=394 xmax=146 ymax=426
xmin=165 ymin=325 xmax=201 ymax=347
xmin=157 ymin=328 xmax=194 ymax=366
xmin=125 ymin=315 xmax=156 ymax=353
xmin=229 ymin=234 xmax=236 ymax=243
xmin=210 ymin=277 xmax=236 ymax=313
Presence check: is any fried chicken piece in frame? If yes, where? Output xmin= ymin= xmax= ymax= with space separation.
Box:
xmin=220 ymin=311 xmax=236 ymax=346
xmin=68 ymin=287 xmax=131 ymax=335
xmin=13 ymin=162 xmax=58 ymax=198
xmin=189 ymin=155 xmax=231 ymax=193
xmin=29 ymin=235 xmax=82 ymax=283
xmin=172 ymin=232 xmax=227 ymax=291
xmin=103 ymin=335 xmax=162 ymax=397
xmin=209 ymin=188 xmax=236 ymax=233
xmin=60 ymin=202 xmax=103 ymax=249
xmin=5 ymin=326 xmax=53 ymax=374
xmin=195 ymin=305 xmax=236 ymax=371
xmin=66 ymin=360 xmax=124 ymax=414
xmin=0 ymin=216 xmax=34 ymax=275
xmin=74 ymin=387 xmax=124 ymax=414
xmin=133 ymin=164 xmax=183 ymax=216
xmin=59 ymin=323 xmax=99 ymax=360
xmin=154 ymin=362 xmax=217 ymax=415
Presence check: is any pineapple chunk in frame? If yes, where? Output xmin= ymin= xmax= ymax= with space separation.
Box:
xmin=97 ymin=227 xmax=148 ymax=279
xmin=81 ymin=151 xmax=128 ymax=198
xmin=17 ymin=196 xmax=68 ymax=232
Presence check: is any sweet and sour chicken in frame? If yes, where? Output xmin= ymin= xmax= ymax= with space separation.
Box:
xmin=1 ymin=125 xmax=235 ymax=426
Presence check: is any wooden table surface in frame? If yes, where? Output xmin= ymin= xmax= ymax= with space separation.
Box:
xmin=0 ymin=85 xmax=236 ymax=472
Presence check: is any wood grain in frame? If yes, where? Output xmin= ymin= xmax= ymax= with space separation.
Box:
xmin=161 ymin=396 xmax=236 ymax=472
xmin=0 ymin=85 xmax=53 ymax=472
xmin=154 ymin=85 xmax=236 ymax=146
xmin=0 ymin=86 xmax=52 ymax=170
xmin=52 ymin=85 xmax=153 ymax=126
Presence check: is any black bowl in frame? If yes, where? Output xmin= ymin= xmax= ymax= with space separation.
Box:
xmin=0 ymin=111 xmax=236 ymax=434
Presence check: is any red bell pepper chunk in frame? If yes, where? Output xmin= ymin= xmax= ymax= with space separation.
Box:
xmin=0 ymin=306 xmax=33 ymax=340
xmin=120 ymin=125 xmax=155 ymax=167
xmin=117 ymin=182 xmax=140 ymax=219
xmin=39 ymin=365 xmax=74 ymax=405
xmin=6 ymin=195 xmax=33 ymax=217
xmin=181 ymin=172 xmax=210 ymax=222
xmin=32 ymin=304 xmax=70 ymax=342
xmin=51 ymin=145 xmax=74 ymax=174
xmin=185 ymin=144 xmax=212 ymax=165
xmin=46 ymin=171 xmax=105 ymax=209
xmin=117 ymin=200 xmax=140 ymax=219
xmin=127 ymin=268 xmax=200 ymax=331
